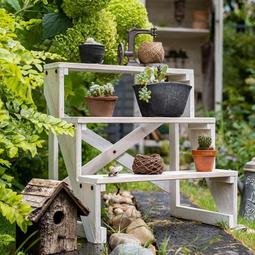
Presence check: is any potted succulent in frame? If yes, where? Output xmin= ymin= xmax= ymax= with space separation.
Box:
xmin=85 ymin=83 xmax=118 ymax=117
xmin=133 ymin=64 xmax=191 ymax=117
xmin=79 ymin=37 xmax=105 ymax=63
xmin=192 ymin=136 xmax=217 ymax=172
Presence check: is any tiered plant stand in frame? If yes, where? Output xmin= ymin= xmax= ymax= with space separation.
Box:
xmin=44 ymin=63 xmax=238 ymax=244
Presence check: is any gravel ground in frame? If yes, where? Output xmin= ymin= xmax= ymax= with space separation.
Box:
xmin=132 ymin=191 xmax=254 ymax=255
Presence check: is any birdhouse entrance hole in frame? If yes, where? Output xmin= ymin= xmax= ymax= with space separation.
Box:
xmin=53 ymin=211 xmax=64 ymax=225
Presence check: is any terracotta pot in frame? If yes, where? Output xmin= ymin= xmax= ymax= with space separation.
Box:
xmin=192 ymin=149 xmax=217 ymax=172
xmin=192 ymin=10 xmax=209 ymax=29
xmin=192 ymin=10 xmax=209 ymax=21
xmin=138 ymin=42 xmax=165 ymax=64
xmin=192 ymin=21 xmax=209 ymax=29
xmin=85 ymin=96 xmax=118 ymax=117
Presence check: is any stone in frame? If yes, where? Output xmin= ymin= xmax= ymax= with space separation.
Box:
xmin=148 ymin=244 xmax=157 ymax=255
xmin=124 ymin=207 xmax=141 ymax=218
xmin=111 ymin=196 xmax=133 ymax=205
xmin=120 ymin=191 xmax=134 ymax=199
xmin=110 ymin=243 xmax=154 ymax=255
xmin=113 ymin=203 xmax=135 ymax=212
xmin=126 ymin=219 xmax=155 ymax=245
xmin=109 ymin=233 xmax=141 ymax=249
xmin=111 ymin=215 xmax=132 ymax=231
xmin=113 ymin=207 xmax=124 ymax=215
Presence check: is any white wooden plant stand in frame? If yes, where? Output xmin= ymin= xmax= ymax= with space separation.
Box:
xmin=44 ymin=63 xmax=238 ymax=244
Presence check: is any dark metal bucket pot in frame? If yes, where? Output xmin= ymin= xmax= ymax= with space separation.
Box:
xmin=79 ymin=44 xmax=105 ymax=63
xmin=133 ymin=82 xmax=191 ymax=117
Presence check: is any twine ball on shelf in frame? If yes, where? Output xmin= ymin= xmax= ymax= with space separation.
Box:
xmin=138 ymin=42 xmax=165 ymax=64
xmin=132 ymin=154 xmax=164 ymax=175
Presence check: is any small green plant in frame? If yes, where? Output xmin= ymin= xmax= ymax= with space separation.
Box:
xmin=88 ymin=83 xmax=114 ymax=97
xmin=136 ymin=65 xmax=168 ymax=102
xmin=197 ymin=136 xmax=213 ymax=150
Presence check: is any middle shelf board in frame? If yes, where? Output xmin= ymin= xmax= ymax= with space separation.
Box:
xmin=78 ymin=169 xmax=238 ymax=185
xmin=63 ymin=117 xmax=215 ymax=124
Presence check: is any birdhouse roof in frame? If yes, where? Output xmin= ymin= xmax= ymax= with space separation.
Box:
xmin=22 ymin=179 xmax=89 ymax=223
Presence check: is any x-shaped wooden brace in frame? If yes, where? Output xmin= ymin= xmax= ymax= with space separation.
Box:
xmin=80 ymin=123 xmax=170 ymax=192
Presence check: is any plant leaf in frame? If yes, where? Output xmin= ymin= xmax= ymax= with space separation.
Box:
xmin=42 ymin=12 xmax=72 ymax=40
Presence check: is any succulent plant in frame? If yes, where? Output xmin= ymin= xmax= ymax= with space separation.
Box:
xmin=138 ymin=87 xmax=152 ymax=103
xmin=197 ymin=136 xmax=213 ymax=150
xmin=88 ymin=83 xmax=114 ymax=97
xmin=136 ymin=64 xmax=168 ymax=103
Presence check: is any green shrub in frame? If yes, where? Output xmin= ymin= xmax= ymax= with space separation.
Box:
xmin=107 ymin=0 xmax=152 ymax=46
xmin=0 ymin=8 xmax=74 ymax=232
xmin=62 ymin=0 xmax=109 ymax=19
xmin=50 ymin=9 xmax=117 ymax=63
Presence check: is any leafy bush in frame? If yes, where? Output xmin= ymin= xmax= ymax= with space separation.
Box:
xmin=62 ymin=0 xmax=109 ymax=18
xmin=107 ymin=0 xmax=152 ymax=45
xmin=50 ymin=9 xmax=117 ymax=63
xmin=0 ymin=8 xmax=74 ymax=232
xmin=215 ymin=26 xmax=255 ymax=172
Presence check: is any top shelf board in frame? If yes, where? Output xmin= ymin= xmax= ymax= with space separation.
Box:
xmin=44 ymin=62 xmax=193 ymax=76
xmin=63 ymin=117 xmax=215 ymax=124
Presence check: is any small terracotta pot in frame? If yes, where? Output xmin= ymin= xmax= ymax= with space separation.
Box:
xmin=192 ymin=10 xmax=209 ymax=21
xmin=192 ymin=10 xmax=209 ymax=29
xmin=85 ymin=96 xmax=118 ymax=117
xmin=192 ymin=149 xmax=217 ymax=172
xmin=192 ymin=21 xmax=209 ymax=29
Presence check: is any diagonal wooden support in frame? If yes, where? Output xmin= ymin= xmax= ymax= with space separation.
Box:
xmin=81 ymin=123 xmax=161 ymax=175
xmin=81 ymin=127 xmax=171 ymax=192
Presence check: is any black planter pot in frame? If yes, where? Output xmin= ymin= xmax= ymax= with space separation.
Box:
xmin=79 ymin=44 xmax=105 ymax=63
xmin=133 ymin=82 xmax=191 ymax=117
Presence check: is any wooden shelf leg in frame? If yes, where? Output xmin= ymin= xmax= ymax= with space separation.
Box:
xmin=80 ymin=184 xmax=107 ymax=243
xmin=169 ymin=123 xmax=180 ymax=213
xmin=48 ymin=132 xmax=59 ymax=180
xmin=207 ymin=176 xmax=238 ymax=228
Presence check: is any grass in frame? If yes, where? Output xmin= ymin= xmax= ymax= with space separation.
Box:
xmin=0 ymin=215 xmax=15 ymax=255
xmin=180 ymin=180 xmax=255 ymax=251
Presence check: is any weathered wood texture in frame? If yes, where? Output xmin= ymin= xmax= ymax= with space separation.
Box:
xmin=39 ymin=192 xmax=77 ymax=254
xmin=18 ymin=179 xmax=90 ymax=254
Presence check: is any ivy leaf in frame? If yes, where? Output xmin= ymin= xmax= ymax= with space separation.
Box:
xmin=42 ymin=12 xmax=72 ymax=40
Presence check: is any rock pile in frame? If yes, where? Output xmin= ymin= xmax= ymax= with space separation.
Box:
xmin=103 ymin=191 xmax=156 ymax=255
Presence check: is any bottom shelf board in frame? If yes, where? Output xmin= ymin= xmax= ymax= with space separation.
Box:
xmin=78 ymin=169 xmax=237 ymax=185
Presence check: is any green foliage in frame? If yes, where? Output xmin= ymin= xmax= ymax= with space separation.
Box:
xmin=197 ymin=136 xmax=212 ymax=150
xmin=0 ymin=8 xmax=74 ymax=233
xmin=106 ymin=0 xmax=152 ymax=46
xmin=42 ymin=12 xmax=72 ymax=39
xmin=215 ymin=26 xmax=255 ymax=172
xmin=88 ymin=83 xmax=114 ymax=97
xmin=50 ymin=9 xmax=117 ymax=63
xmin=62 ymin=0 xmax=109 ymax=19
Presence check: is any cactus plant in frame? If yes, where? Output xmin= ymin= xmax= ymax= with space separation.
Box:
xmin=192 ymin=135 xmax=216 ymax=172
xmin=85 ymin=82 xmax=117 ymax=117
xmin=197 ymin=136 xmax=213 ymax=150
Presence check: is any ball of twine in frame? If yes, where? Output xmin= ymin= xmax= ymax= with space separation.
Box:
xmin=132 ymin=154 xmax=164 ymax=175
xmin=138 ymin=42 xmax=165 ymax=64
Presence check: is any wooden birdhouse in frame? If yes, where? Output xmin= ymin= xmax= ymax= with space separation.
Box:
xmin=16 ymin=179 xmax=89 ymax=255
